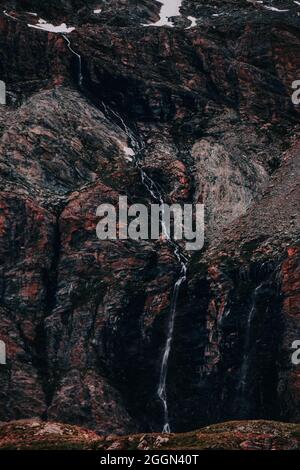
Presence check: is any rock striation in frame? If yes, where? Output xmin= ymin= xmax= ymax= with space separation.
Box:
xmin=0 ymin=0 xmax=299 ymax=435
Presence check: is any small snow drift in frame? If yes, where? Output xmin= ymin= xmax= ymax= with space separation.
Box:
xmin=145 ymin=0 xmax=183 ymax=27
xmin=28 ymin=18 xmax=75 ymax=33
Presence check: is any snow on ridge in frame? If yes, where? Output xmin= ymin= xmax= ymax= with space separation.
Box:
xmin=124 ymin=147 xmax=135 ymax=155
xmin=186 ymin=16 xmax=197 ymax=29
xmin=144 ymin=1 xmax=200 ymax=29
xmin=146 ymin=0 xmax=183 ymax=27
xmin=3 ymin=10 xmax=75 ymax=32
xmin=263 ymin=6 xmax=289 ymax=12
xmin=3 ymin=10 xmax=17 ymax=21
xmin=28 ymin=20 xmax=75 ymax=33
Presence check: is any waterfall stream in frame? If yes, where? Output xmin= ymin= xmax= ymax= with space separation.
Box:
xmin=237 ymin=283 xmax=263 ymax=413
xmin=158 ymin=262 xmax=187 ymax=432
xmin=63 ymin=39 xmax=188 ymax=431
xmin=4 ymin=13 xmax=188 ymax=431
xmin=62 ymin=34 xmax=83 ymax=87
xmin=101 ymin=103 xmax=188 ymax=433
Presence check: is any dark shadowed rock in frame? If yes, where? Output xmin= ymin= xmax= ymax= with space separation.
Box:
xmin=0 ymin=0 xmax=299 ymax=437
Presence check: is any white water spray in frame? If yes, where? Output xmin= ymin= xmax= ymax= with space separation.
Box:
xmin=3 ymin=7 xmax=189 ymax=434
xmin=158 ymin=260 xmax=187 ymax=432
xmin=101 ymin=104 xmax=188 ymax=432
xmin=237 ymin=283 xmax=263 ymax=404
xmin=62 ymin=35 xmax=83 ymax=87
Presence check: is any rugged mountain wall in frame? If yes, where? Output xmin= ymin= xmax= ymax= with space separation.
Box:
xmin=0 ymin=1 xmax=299 ymax=434
xmin=168 ymin=139 xmax=300 ymax=431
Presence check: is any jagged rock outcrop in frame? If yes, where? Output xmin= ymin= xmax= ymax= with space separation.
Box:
xmin=166 ymin=139 xmax=300 ymax=431
xmin=0 ymin=1 xmax=299 ymax=437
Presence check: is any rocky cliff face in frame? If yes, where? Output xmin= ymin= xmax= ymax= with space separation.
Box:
xmin=0 ymin=0 xmax=299 ymax=436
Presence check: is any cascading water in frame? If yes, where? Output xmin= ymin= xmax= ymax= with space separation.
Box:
xmin=158 ymin=261 xmax=187 ymax=433
xmin=62 ymin=34 xmax=83 ymax=87
xmin=60 ymin=36 xmax=189 ymax=433
xmin=4 ymin=10 xmax=189 ymax=435
xmin=237 ymin=283 xmax=263 ymax=413
xmin=100 ymin=104 xmax=189 ymax=434
xmin=238 ymin=304 xmax=255 ymax=396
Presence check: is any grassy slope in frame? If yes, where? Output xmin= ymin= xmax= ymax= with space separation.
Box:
xmin=0 ymin=419 xmax=299 ymax=450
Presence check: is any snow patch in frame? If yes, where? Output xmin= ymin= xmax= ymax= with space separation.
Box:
xmin=123 ymin=146 xmax=135 ymax=161
xmin=28 ymin=19 xmax=75 ymax=33
xmin=263 ymin=5 xmax=289 ymax=12
xmin=186 ymin=16 xmax=197 ymax=29
xmin=3 ymin=10 xmax=17 ymax=21
xmin=145 ymin=0 xmax=183 ymax=27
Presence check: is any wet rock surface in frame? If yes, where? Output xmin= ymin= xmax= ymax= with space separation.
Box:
xmin=0 ymin=0 xmax=299 ymax=437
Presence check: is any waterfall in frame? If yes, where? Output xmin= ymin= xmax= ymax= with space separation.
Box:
xmin=237 ymin=283 xmax=263 ymax=412
xmin=57 ymin=34 xmax=188 ymax=433
xmin=100 ymin=104 xmax=188 ymax=433
xmin=238 ymin=304 xmax=256 ymax=396
xmin=2 ymin=13 xmax=82 ymax=87
xmin=4 ymin=11 xmax=189 ymax=435
xmin=158 ymin=261 xmax=187 ymax=433
xmin=62 ymin=34 xmax=83 ymax=87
